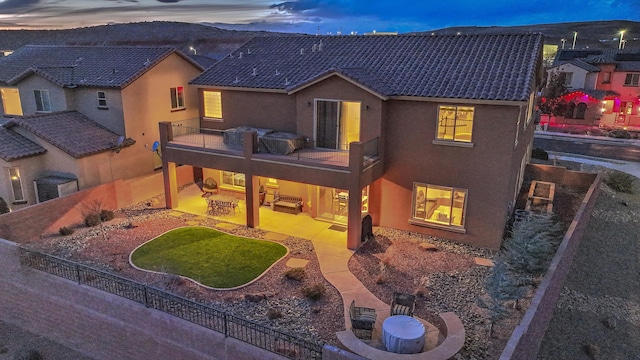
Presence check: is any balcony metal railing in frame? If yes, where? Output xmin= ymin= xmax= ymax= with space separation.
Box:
xmin=167 ymin=124 xmax=380 ymax=168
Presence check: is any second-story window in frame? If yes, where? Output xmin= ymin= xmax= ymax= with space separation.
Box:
xmin=170 ymin=86 xmax=185 ymax=110
xmin=34 ymin=89 xmax=51 ymax=113
xmin=624 ymin=73 xmax=639 ymax=87
xmin=203 ymin=90 xmax=222 ymax=119
xmin=563 ymin=72 xmax=573 ymax=87
xmin=97 ymin=91 xmax=107 ymax=109
xmin=437 ymin=105 xmax=474 ymax=143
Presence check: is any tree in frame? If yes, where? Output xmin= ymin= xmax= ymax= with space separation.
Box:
xmin=0 ymin=197 xmax=9 ymax=214
xmin=538 ymin=71 xmax=569 ymax=119
xmin=481 ymin=257 xmax=525 ymax=337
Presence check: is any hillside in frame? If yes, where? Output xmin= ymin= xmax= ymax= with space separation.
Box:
xmin=423 ymin=20 xmax=640 ymax=49
xmin=0 ymin=20 xmax=638 ymax=61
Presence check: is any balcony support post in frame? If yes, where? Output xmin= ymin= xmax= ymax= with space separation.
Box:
xmin=347 ymin=142 xmax=365 ymax=250
xmin=243 ymin=131 xmax=259 ymax=228
xmin=160 ymin=122 xmax=178 ymax=209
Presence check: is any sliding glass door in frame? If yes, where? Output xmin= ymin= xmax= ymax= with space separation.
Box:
xmin=315 ymin=100 xmax=360 ymax=150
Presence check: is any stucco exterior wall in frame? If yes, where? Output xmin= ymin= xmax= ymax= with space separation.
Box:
xmin=72 ymin=87 xmax=125 ymax=134
xmin=0 ymin=155 xmax=46 ymax=209
xmin=17 ymin=75 xmax=69 ymax=115
xmin=121 ymin=53 xmax=202 ymax=176
xmin=547 ymin=64 xmax=589 ymax=90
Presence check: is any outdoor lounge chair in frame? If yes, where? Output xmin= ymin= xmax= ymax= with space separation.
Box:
xmin=349 ymin=300 xmax=377 ymax=340
xmin=200 ymin=177 xmax=218 ymax=197
xmin=390 ymin=292 xmax=416 ymax=317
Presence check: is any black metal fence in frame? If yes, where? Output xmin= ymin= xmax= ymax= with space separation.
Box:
xmin=19 ymin=247 xmax=323 ymax=360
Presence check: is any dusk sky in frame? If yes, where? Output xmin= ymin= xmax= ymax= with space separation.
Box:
xmin=0 ymin=0 xmax=638 ymax=33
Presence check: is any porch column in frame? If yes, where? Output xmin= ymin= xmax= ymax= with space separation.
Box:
xmin=347 ymin=142 xmax=365 ymax=250
xmin=243 ymin=131 xmax=259 ymax=228
xmin=159 ymin=122 xmax=178 ymax=209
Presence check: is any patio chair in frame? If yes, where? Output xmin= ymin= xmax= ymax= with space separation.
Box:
xmin=349 ymin=300 xmax=377 ymax=340
xmin=390 ymin=292 xmax=416 ymax=317
xmin=201 ymin=177 xmax=219 ymax=197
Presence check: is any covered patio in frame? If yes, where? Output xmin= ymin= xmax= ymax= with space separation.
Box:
xmin=174 ymin=183 xmax=348 ymax=244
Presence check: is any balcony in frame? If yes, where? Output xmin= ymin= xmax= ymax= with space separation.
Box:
xmin=162 ymin=122 xmax=380 ymax=170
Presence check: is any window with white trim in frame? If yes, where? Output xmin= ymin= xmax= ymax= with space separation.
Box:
xmin=411 ymin=182 xmax=466 ymax=228
xmin=222 ymin=171 xmax=245 ymax=188
xmin=203 ymin=90 xmax=222 ymax=119
xmin=624 ymin=73 xmax=639 ymax=87
xmin=436 ymin=105 xmax=474 ymax=143
xmin=97 ymin=91 xmax=107 ymax=109
xmin=170 ymin=86 xmax=185 ymax=110
xmin=34 ymin=90 xmax=51 ymax=112
xmin=9 ymin=168 xmax=24 ymax=202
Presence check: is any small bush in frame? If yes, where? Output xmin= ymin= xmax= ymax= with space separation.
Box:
xmin=375 ymin=274 xmax=386 ymax=284
xmin=59 ymin=226 xmax=74 ymax=236
xmin=531 ymin=148 xmax=549 ymax=160
xmin=608 ymin=129 xmax=631 ymax=139
xmin=301 ymin=283 xmax=325 ymax=300
xmin=605 ymin=171 xmax=634 ymax=193
xmin=283 ymin=267 xmax=305 ymax=281
xmin=0 ymin=197 xmax=9 ymax=214
xmin=267 ymin=308 xmax=283 ymax=320
xmin=84 ymin=213 xmax=101 ymax=227
xmin=100 ymin=209 xmax=115 ymax=222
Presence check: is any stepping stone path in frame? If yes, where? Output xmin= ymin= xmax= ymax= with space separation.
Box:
xmin=185 ymin=221 xmax=200 ymax=226
xmin=474 ymin=257 xmax=495 ymax=267
xmin=168 ymin=211 xmax=184 ymax=218
xmin=286 ymin=258 xmax=309 ymax=268
xmin=263 ymin=232 xmax=288 ymax=241
xmin=419 ymin=242 xmax=438 ymax=251
xmin=215 ymin=223 xmax=239 ymax=231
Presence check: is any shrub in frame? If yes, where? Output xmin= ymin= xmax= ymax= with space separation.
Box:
xmin=84 ymin=213 xmax=101 ymax=227
xmin=0 ymin=197 xmax=9 ymax=214
xmin=604 ymin=171 xmax=634 ymax=193
xmin=267 ymin=308 xmax=283 ymax=320
xmin=283 ymin=267 xmax=305 ymax=281
xmin=301 ymin=283 xmax=325 ymax=300
xmin=608 ymin=129 xmax=631 ymax=139
xmin=59 ymin=226 xmax=74 ymax=236
xmin=100 ymin=209 xmax=115 ymax=222
xmin=531 ymin=148 xmax=549 ymax=160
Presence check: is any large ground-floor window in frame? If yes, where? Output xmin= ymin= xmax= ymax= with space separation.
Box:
xmin=222 ymin=171 xmax=245 ymax=188
xmin=412 ymin=182 xmax=466 ymax=228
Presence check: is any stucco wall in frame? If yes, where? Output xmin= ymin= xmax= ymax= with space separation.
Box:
xmin=0 ymin=155 xmax=46 ymax=209
xmin=73 ymin=87 xmax=125 ymax=134
xmin=17 ymin=75 xmax=68 ymax=115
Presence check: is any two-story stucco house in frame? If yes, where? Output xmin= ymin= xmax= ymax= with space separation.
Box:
xmin=0 ymin=45 xmax=204 ymax=209
xmin=159 ymin=34 xmax=544 ymax=250
xmin=545 ymin=49 xmax=640 ymax=129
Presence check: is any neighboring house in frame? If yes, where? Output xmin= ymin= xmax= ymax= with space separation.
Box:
xmin=0 ymin=111 xmax=133 ymax=209
xmin=0 ymin=45 xmax=204 ymax=208
xmin=545 ymin=49 xmax=640 ymax=128
xmin=159 ymin=34 xmax=544 ymax=250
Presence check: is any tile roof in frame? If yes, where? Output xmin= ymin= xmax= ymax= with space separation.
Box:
xmin=191 ymin=34 xmax=544 ymax=102
xmin=554 ymin=49 xmax=640 ymax=72
xmin=7 ymin=111 xmax=122 ymax=158
xmin=0 ymin=45 xmax=203 ymax=88
xmin=0 ymin=125 xmax=46 ymax=161
xmin=568 ymin=59 xmax=601 ymax=72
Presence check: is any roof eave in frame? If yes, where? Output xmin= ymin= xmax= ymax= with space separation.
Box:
xmin=286 ymin=72 xmax=389 ymax=100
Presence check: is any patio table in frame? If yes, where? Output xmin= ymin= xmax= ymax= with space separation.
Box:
xmin=382 ymin=315 xmax=425 ymax=354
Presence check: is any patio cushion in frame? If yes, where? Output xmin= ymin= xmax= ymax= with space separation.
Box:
xmin=392 ymin=304 xmax=412 ymax=316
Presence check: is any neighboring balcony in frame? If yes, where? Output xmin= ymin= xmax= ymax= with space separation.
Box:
xmin=159 ymin=120 xmax=383 ymax=187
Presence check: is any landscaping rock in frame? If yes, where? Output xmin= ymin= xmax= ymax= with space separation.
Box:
xmin=419 ymin=242 xmax=438 ymax=251
xmin=245 ymin=293 xmax=266 ymax=302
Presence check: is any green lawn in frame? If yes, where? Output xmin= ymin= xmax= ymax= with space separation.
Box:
xmin=130 ymin=227 xmax=287 ymax=288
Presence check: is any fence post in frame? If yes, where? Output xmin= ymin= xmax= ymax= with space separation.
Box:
xmin=76 ymin=264 xmax=81 ymax=284
xmin=223 ymin=312 xmax=228 ymax=338
xmin=144 ymin=286 xmax=149 ymax=308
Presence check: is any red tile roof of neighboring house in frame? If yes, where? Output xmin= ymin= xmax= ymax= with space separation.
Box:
xmin=0 ymin=45 xmax=203 ymax=88
xmin=191 ymin=33 xmax=544 ymax=102
xmin=6 ymin=111 xmax=123 ymax=158
xmin=0 ymin=124 xmax=46 ymax=161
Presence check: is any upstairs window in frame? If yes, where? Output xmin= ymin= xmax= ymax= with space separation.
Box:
xmin=563 ymin=72 xmax=573 ymax=87
xmin=34 ymin=89 xmax=51 ymax=113
xmin=624 ymin=73 xmax=639 ymax=87
xmin=0 ymin=88 xmax=23 ymax=115
xmin=436 ymin=105 xmax=474 ymax=143
xmin=602 ymin=72 xmax=611 ymax=84
xmin=97 ymin=91 xmax=107 ymax=109
xmin=203 ymin=90 xmax=222 ymax=119
xmin=170 ymin=86 xmax=185 ymax=110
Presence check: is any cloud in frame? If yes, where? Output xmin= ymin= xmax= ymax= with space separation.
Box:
xmin=156 ymin=0 xmax=181 ymax=3
xmin=269 ymin=0 xmax=320 ymax=13
xmin=0 ymin=0 xmax=42 ymax=11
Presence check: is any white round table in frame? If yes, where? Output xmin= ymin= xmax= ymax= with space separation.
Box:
xmin=382 ymin=315 xmax=426 ymax=354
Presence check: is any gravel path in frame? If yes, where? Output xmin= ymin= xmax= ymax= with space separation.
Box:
xmin=538 ymin=171 xmax=640 ymax=359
